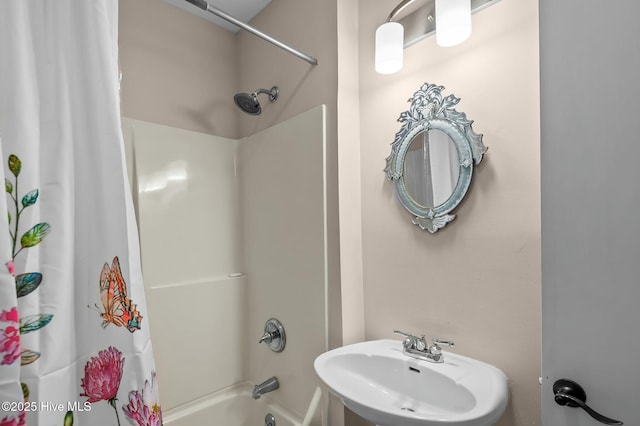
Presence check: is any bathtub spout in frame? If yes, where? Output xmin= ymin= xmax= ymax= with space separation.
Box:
xmin=253 ymin=376 xmax=279 ymax=399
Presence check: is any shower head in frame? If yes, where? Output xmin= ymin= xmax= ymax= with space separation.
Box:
xmin=234 ymin=86 xmax=279 ymax=115
xmin=234 ymin=92 xmax=261 ymax=115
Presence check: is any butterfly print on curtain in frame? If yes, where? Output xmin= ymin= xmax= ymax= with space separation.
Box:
xmin=93 ymin=256 xmax=142 ymax=333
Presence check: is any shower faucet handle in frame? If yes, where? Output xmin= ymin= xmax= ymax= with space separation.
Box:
xmin=259 ymin=329 xmax=281 ymax=344
xmin=259 ymin=318 xmax=286 ymax=352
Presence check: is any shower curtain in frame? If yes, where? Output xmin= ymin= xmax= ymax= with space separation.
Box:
xmin=0 ymin=1 xmax=161 ymax=425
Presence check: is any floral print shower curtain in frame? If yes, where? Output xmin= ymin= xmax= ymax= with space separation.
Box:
xmin=0 ymin=1 xmax=161 ymax=425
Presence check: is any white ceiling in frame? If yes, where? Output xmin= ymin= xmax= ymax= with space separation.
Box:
xmin=164 ymin=0 xmax=272 ymax=32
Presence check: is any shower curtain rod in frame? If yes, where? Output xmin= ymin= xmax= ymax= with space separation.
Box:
xmin=184 ymin=0 xmax=318 ymax=66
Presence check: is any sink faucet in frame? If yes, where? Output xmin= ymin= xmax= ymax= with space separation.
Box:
xmin=253 ymin=376 xmax=280 ymax=399
xmin=394 ymin=330 xmax=454 ymax=363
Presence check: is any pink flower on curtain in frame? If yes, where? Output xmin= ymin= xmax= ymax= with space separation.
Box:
xmin=0 ymin=412 xmax=25 ymax=426
xmin=0 ymin=307 xmax=20 ymax=365
xmin=5 ymin=260 xmax=15 ymax=276
xmin=80 ymin=346 xmax=125 ymax=425
xmin=122 ymin=371 xmax=162 ymax=426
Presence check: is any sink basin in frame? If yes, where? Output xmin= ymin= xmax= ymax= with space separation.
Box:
xmin=314 ymin=339 xmax=508 ymax=426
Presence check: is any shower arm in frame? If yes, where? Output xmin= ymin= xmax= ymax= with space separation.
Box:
xmin=253 ymin=87 xmax=278 ymax=102
xmin=184 ymin=0 xmax=318 ymax=66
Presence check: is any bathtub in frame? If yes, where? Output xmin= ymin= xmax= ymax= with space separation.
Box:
xmin=163 ymin=382 xmax=323 ymax=426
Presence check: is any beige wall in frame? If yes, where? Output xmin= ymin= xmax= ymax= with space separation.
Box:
xmin=236 ymin=0 xmax=337 ymax=139
xmin=337 ymin=0 xmax=365 ymax=349
xmin=119 ymin=0 xmax=239 ymax=138
xmin=357 ymin=0 xmax=541 ymax=425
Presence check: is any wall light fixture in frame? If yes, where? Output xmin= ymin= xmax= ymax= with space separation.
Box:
xmin=435 ymin=0 xmax=471 ymax=47
xmin=375 ymin=0 xmax=501 ymax=75
xmin=375 ymin=22 xmax=404 ymax=74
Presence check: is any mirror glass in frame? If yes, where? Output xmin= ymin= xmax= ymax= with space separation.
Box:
xmin=403 ymin=129 xmax=460 ymax=208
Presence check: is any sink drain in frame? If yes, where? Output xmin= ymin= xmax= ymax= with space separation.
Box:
xmin=401 ymin=407 xmax=415 ymax=412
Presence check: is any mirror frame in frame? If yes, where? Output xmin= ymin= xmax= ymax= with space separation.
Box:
xmin=384 ymin=83 xmax=487 ymax=233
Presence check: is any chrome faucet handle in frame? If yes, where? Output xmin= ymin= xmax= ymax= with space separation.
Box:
xmin=394 ymin=330 xmax=427 ymax=351
xmin=429 ymin=338 xmax=454 ymax=357
xmin=415 ymin=336 xmax=427 ymax=351
xmin=432 ymin=338 xmax=455 ymax=347
xmin=259 ymin=330 xmax=278 ymax=344
xmin=259 ymin=319 xmax=286 ymax=352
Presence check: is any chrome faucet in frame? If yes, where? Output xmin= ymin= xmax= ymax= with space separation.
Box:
xmin=253 ymin=376 xmax=280 ymax=399
xmin=394 ymin=330 xmax=454 ymax=363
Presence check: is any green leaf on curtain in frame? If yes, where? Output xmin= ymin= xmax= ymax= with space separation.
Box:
xmin=20 ymin=223 xmax=51 ymax=248
xmin=7 ymin=212 xmax=10 ymax=225
xmin=8 ymin=154 xmax=21 ymax=177
xmin=5 ymin=178 xmax=12 ymax=194
xmin=63 ymin=411 xmax=74 ymax=426
xmin=20 ymin=349 xmax=40 ymax=366
xmin=21 ymin=189 xmax=39 ymax=207
xmin=20 ymin=314 xmax=53 ymax=334
xmin=21 ymin=383 xmax=29 ymax=400
xmin=16 ymin=272 xmax=43 ymax=297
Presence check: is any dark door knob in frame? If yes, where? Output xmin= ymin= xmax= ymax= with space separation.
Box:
xmin=553 ymin=379 xmax=623 ymax=425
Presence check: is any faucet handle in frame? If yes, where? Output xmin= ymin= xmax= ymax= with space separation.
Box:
xmin=259 ymin=331 xmax=277 ymax=344
xmin=429 ymin=338 xmax=454 ymax=356
xmin=393 ymin=330 xmax=412 ymax=338
xmin=260 ymin=319 xmax=286 ymax=352
xmin=394 ymin=330 xmax=427 ymax=351
xmin=394 ymin=330 xmax=416 ymax=350
xmin=432 ymin=338 xmax=455 ymax=347
xmin=394 ymin=330 xmax=425 ymax=339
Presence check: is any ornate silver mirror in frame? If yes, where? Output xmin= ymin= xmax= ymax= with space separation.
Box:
xmin=385 ymin=83 xmax=487 ymax=233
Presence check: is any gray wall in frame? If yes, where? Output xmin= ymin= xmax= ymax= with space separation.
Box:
xmin=540 ymin=1 xmax=640 ymax=424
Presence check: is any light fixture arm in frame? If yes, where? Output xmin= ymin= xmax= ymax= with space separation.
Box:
xmin=387 ymin=0 xmax=418 ymax=22
xmin=387 ymin=0 xmax=501 ymax=48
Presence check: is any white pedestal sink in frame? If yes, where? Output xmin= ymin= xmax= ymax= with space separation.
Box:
xmin=314 ymin=339 xmax=508 ymax=426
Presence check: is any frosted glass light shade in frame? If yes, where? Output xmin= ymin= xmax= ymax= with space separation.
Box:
xmin=435 ymin=0 xmax=472 ymax=47
xmin=375 ymin=22 xmax=404 ymax=74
